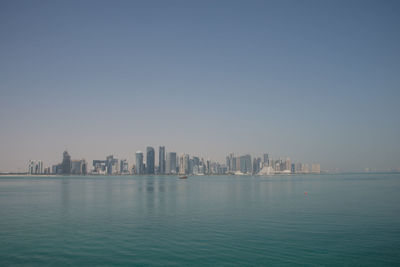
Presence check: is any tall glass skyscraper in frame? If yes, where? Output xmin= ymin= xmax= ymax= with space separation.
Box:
xmin=135 ymin=151 xmax=144 ymax=175
xmin=62 ymin=151 xmax=71 ymax=174
xmin=159 ymin=146 xmax=165 ymax=175
xmin=146 ymin=147 xmax=155 ymax=174
xmin=166 ymin=152 xmax=177 ymax=174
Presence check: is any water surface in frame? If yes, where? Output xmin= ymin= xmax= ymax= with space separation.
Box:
xmin=0 ymin=174 xmax=399 ymax=266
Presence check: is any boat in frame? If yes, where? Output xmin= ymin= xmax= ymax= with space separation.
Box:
xmin=179 ymin=175 xmax=188 ymax=179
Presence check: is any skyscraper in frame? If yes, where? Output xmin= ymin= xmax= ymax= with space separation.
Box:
xmin=106 ymin=155 xmax=119 ymax=175
xmin=179 ymin=154 xmax=190 ymax=175
xmin=166 ymin=152 xmax=177 ymax=174
xmin=240 ymin=154 xmax=252 ymax=174
xmin=62 ymin=150 xmax=71 ymax=174
xmin=28 ymin=160 xmax=43 ymax=174
xmin=71 ymin=159 xmax=87 ymax=175
xmin=120 ymin=159 xmax=129 ymax=174
xmin=135 ymin=151 xmax=144 ymax=175
xmin=159 ymin=146 xmax=166 ymax=175
xmin=263 ymin=153 xmax=269 ymax=167
xmin=146 ymin=147 xmax=155 ymax=174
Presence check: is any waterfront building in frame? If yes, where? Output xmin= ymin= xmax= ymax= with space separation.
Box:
xmin=106 ymin=155 xmax=119 ymax=175
xmin=291 ymin=163 xmax=296 ymax=173
xmin=286 ymin=158 xmax=291 ymax=172
xmin=135 ymin=151 xmax=144 ymax=174
xmin=253 ymin=157 xmax=261 ymax=174
xmin=159 ymin=146 xmax=166 ymax=175
xmin=179 ymin=154 xmax=190 ymax=175
xmin=120 ymin=159 xmax=129 ymax=174
xmin=61 ymin=151 xmax=71 ymax=174
xmin=263 ymin=153 xmax=269 ymax=167
xmin=296 ymin=162 xmax=302 ymax=173
xmin=52 ymin=164 xmax=62 ymax=174
xmin=146 ymin=147 xmax=155 ymax=174
xmin=166 ymin=152 xmax=177 ymax=174
xmin=302 ymin=163 xmax=310 ymax=173
xmin=28 ymin=160 xmax=43 ymax=174
xmin=71 ymin=159 xmax=87 ymax=175
xmin=226 ymin=153 xmax=237 ymax=172
xmin=240 ymin=154 xmax=252 ymax=174
xmin=92 ymin=160 xmax=107 ymax=174
xmin=311 ymin=163 xmax=321 ymax=173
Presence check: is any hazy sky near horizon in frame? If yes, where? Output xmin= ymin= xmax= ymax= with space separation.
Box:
xmin=1 ymin=0 xmax=399 ymax=172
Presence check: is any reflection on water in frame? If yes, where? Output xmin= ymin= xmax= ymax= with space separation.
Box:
xmin=0 ymin=174 xmax=399 ymax=266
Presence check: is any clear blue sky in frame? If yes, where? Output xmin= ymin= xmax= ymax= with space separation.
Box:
xmin=1 ymin=0 xmax=399 ymax=172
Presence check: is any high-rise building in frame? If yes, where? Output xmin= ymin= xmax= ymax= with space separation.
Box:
xmin=93 ymin=160 xmax=107 ymax=174
xmin=120 ymin=159 xmax=129 ymax=174
xmin=135 ymin=151 xmax=144 ymax=174
xmin=240 ymin=154 xmax=252 ymax=174
xmin=166 ymin=152 xmax=177 ymax=174
xmin=253 ymin=157 xmax=261 ymax=174
xmin=71 ymin=159 xmax=87 ymax=175
xmin=61 ymin=151 xmax=71 ymax=174
xmin=146 ymin=147 xmax=155 ymax=174
xmin=106 ymin=155 xmax=119 ymax=175
xmin=179 ymin=154 xmax=190 ymax=175
xmin=159 ymin=146 xmax=166 ymax=175
xmin=285 ymin=158 xmax=292 ymax=171
xmin=28 ymin=160 xmax=43 ymax=174
xmin=263 ymin=153 xmax=269 ymax=167
xmin=226 ymin=153 xmax=237 ymax=172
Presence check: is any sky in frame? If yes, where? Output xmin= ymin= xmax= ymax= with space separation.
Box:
xmin=1 ymin=0 xmax=399 ymax=172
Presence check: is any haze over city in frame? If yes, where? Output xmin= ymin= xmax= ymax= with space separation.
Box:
xmin=1 ymin=0 xmax=399 ymax=172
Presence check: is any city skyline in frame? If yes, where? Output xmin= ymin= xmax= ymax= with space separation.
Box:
xmin=25 ymin=147 xmax=322 ymax=175
xmin=1 ymin=1 xmax=399 ymax=172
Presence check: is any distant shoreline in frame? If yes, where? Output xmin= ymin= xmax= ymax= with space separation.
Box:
xmin=0 ymin=171 xmax=399 ymax=177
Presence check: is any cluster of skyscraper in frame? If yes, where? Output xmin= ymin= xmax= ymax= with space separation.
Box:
xmin=28 ymin=148 xmax=320 ymax=175
xmin=48 ymin=151 xmax=87 ymax=175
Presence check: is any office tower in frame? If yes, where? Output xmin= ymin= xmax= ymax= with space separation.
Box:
xmin=62 ymin=150 xmax=71 ymax=174
xmin=235 ymin=157 xmax=240 ymax=172
xmin=206 ymin=160 xmax=211 ymax=175
xmin=146 ymin=147 xmax=155 ymax=174
xmin=263 ymin=153 xmax=269 ymax=167
xmin=28 ymin=160 xmax=43 ymax=174
xmin=120 ymin=159 xmax=129 ymax=174
xmin=240 ymin=154 xmax=252 ymax=174
xmin=311 ymin=163 xmax=321 ymax=173
xmin=93 ymin=160 xmax=107 ymax=174
xmin=253 ymin=157 xmax=261 ymax=174
xmin=226 ymin=153 xmax=236 ymax=172
xmin=106 ymin=155 xmax=119 ymax=175
xmin=192 ymin=156 xmax=200 ymax=168
xmin=135 ymin=151 xmax=144 ymax=174
xmin=302 ymin=163 xmax=310 ymax=173
xmin=82 ymin=160 xmax=87 ymax=175
xmin=166 ymin=152 xmax=177 ymax=174
xmin=159 ymin=146 xmax=166 ymax=175
xmin=52 ymin=164 xmax=62 ymax=174
xmin=296 ymin=162 xmax=302 ymax=173
xmin=70 ymin=159 xmax=87 ymax=175
xmin=285 ymin=158 xmax=291 ymax=172
xmin=179 ymin=154 xmax=190 ymax=175
xmin=189 ymin=158 xmax=194 ymax=174
xmin=291 ymin=163 xmax=296 ymax=173
xmin=275 ymin=161 xmax=281 ymax=172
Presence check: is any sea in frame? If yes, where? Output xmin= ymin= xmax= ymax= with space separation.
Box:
xmin=0 ymin=173 xmax=399 ymax=266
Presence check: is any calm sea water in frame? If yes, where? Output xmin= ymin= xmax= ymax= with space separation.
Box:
xmin=0 ymin=173 xmax=399 ymax=266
